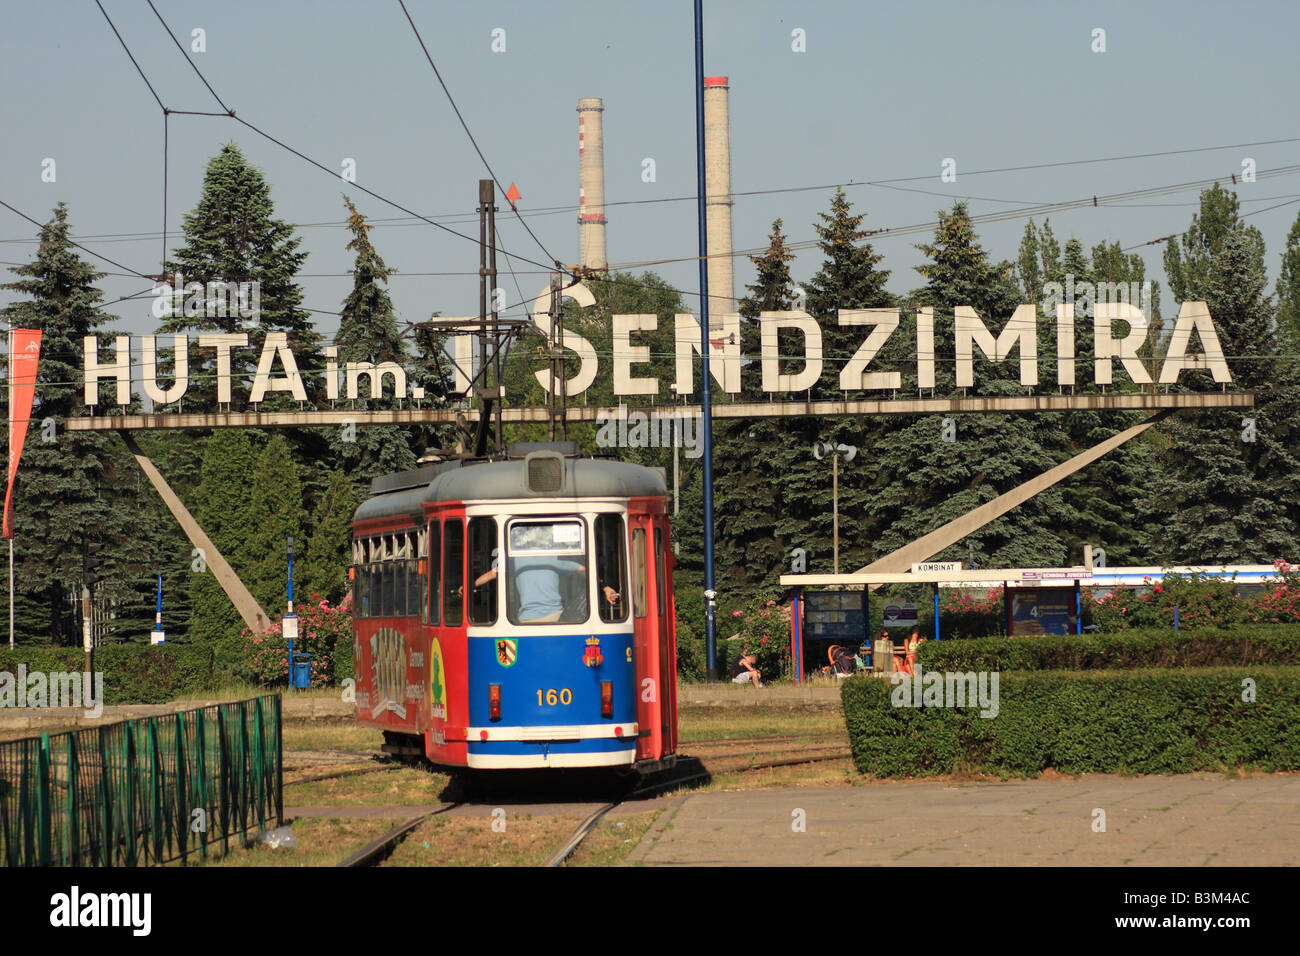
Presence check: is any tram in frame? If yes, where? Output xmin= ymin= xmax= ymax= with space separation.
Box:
xmin=349 ymin=442 xmax=678 ymax=772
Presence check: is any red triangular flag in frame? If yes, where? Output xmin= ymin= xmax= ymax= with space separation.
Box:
xmin=505 ymin=182 xmax=522 ymax=206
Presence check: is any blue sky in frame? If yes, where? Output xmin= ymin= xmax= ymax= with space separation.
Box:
xmin=3 ymin=0 xmax=1299 ymax=340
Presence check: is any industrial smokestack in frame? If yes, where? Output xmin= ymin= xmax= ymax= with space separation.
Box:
xmin=577 ymin=97 xmax=607 ymax=270
xmin=703 ymin=76 xmax=734 ymax=315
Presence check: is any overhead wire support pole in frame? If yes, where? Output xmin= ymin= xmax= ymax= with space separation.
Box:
xmin=557 ymin=264 xmax=567 ymax=442
xmin=488 ymin=195 xmax=502 ymax=451
xmin=694 ymin=0 xmax=719 ymax=680
xmin=477 ymin=180 xmax=492 ymax=455
xmin=548 ymin=272 xmax=564 ymax=442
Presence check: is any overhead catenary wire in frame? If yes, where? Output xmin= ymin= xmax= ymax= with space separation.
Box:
xmin=25 ymin=4 xmax=1300 ymax=332
xmin=397 ymin=0 xmax=569 ymax=279
xmin=94 ymin=1 xmax=563 ymax=282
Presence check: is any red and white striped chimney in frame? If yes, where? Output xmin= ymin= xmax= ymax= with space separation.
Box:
xmin=577 ymin=97 xmax=607 ymax=270
xmin=704 ymin=76 xmax=734 ymax=314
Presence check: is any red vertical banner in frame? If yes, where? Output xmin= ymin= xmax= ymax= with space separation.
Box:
xmin=4 ymin=329 xmax=42 ymax=539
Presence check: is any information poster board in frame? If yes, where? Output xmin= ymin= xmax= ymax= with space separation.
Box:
xmin=804 ymin=590 xmax=866 ymax=640
xmin=881 ymin=599 xmax=918 ymax=628
xmin=1008 ymin=587 xmax=1076 ymax=636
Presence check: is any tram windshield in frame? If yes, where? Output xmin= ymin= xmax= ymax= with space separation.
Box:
xmin=506 ymin=518 xmax=589 ymax=625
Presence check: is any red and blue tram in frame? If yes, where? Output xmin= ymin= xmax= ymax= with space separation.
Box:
xmin=350 ymin=443 xmax=678 ymax=772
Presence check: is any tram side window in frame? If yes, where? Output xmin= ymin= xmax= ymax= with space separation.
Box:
xmin=383 ymin=548 xmax=398 ymax=617
xmin=631 ymin=527 xmax=648 ymax=619
xmin=468 ymin=517 xmax=499 ymax=626
xmin=356 ymin=563 xmax=370 ymax=618
xmin=404 ymin=559 xmax=418 ymax=617
xmin=427 ymin=521 xmax=441 ymax=626
xmin=595 ymin=514 xmax=629 ymax=623
xmin=369 ymin=562 xmax=383 ymax=618
xmin=654 ymin=527 xmax=667 ymax=618
xmin=444 ymin=519 xmax=464 ymax=627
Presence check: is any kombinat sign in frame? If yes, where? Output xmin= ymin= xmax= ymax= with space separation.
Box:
xmin=79 ymin=280 xmax=1233 ymax=410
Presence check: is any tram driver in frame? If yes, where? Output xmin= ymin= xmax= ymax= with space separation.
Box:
xmin=474 ymin=561 xmax=619 ymax=624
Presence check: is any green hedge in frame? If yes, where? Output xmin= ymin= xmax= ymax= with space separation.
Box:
xmin=841 ymin=667 xmax=1300 ymax=777
xmin=917 ymin=625 xmax=1300 ymax=671
xmin=0 ymin=645 xmax=215 ymax=705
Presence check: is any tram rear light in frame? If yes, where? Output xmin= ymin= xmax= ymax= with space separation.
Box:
xmin=489 ymin=684 xmax=501 ymax=721
xmin=601 ymin=681 xmax=613 ymax=718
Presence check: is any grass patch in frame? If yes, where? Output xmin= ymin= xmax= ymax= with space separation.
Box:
xmin=678 ymin=705 xmax=845 ymax=743
xmin=285 ymin=765 xmax=453 ymax=807
xmin=567 ymin=810 xmax=661 ymax=866
xmin=384 ymin=813 xmax=580 ymax=866
xmin=201 ymin=817 xmax=393 ymax=867
xmin=283 ymin=723 xmax=384 ymax=753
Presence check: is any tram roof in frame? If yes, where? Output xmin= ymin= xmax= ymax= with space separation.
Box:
xmin=354 ymin=453 xmax=667 ymax=524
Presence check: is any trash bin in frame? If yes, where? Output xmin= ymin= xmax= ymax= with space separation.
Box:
xmin=291 ymin=653 xmax=313 ymax=690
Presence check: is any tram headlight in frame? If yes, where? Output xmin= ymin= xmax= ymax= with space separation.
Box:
xmin=489 ymin=684 xmax=501 ymax=721
xmin=601 ymin=681 xmax=613 ymax=718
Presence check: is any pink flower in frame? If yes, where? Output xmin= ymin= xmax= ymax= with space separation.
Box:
xmin=733 ymin=610 xmax=743 ymax=618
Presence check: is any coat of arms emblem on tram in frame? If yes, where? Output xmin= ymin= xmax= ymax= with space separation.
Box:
xmin=496 ymin=638 xmax=517 ymax=668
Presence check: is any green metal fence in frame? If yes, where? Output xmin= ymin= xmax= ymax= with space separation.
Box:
xmin=0 ymin=695 xmax=283 ymax=866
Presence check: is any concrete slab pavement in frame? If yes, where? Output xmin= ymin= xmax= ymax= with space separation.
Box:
xmin=625 ymin=774 xmax=1300 ymax=866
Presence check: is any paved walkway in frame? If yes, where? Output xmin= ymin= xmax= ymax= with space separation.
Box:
xmin=625 ymin=774 xmax=1300 ymax=866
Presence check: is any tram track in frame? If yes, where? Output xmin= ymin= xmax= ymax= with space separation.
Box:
xmin=544 ymin=743 xmax=853 ymax=866
xmin=317 ymin=735 xmax=853 ymax=867
xmin=336 ymin=803 xmax=464 ymax=867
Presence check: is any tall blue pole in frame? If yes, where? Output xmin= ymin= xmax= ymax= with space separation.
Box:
xmin=694 ymin=0 xmax=719 ymax=679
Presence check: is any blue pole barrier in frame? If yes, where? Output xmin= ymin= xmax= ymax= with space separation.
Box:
xmin=694 ymin=0 xmax=719 ymax=679
xmin=1075 ymin=581 xmax=1082 ymax=634
xmin=933 ymin=588 xmax=940 ymax=641
xmin=1174 ymin=605 xmax=1180 ymax=630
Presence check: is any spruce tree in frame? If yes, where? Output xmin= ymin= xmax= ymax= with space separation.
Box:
xmin=1016 ymin=220 xmax=1042 ymax=302
xmin=738 ymin=219 xmax=796 ymax=318
xmin=0 ymin=205 xmax=153 ymax=644
xmin=163 ymin=143 xmax=319 ymax=407
xmin=188 ymin=430 xmax=258 ymax=649
xmin=245 ymin=432 xmax=303 ymax=617
xmin=1276 ymin=209 xmax=1300 ymax=342
xmin=1145 ymin=193 xmax=1300 ymax=562
xmin=864 ymin=203 xmax=1071 ymax=572
xmin=330 ymin=198 xmax=417 ymax=494
xmin=300 ymin=469 xmax=356 ymax=607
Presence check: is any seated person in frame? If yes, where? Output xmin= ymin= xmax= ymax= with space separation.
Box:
xmin=730 ymin=648 xmax=762 ymax=687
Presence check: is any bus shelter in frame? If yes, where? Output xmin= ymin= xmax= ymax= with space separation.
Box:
xmin=780 ymin=564 xmax=1281 ymax=684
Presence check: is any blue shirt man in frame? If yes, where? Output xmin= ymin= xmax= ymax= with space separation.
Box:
xmin=474 ymin=558 xmax=620 ymax=624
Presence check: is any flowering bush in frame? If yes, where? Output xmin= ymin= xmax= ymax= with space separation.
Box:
xmin=1252 ymin=561 xmax=1300 ymax=623
xmin=728 ymin=597 xmax=793 ymax=682
xmin=1084 ymin=572 xmax=1244 ymax=632
xmin=938 ymin=587 xmax=1005 ymax=639
xmin=241 ymin=593 xmax=354 ymax=688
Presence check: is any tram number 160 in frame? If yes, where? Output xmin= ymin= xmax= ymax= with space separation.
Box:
xmin=537 ymin=687 xmax=573 ymax=707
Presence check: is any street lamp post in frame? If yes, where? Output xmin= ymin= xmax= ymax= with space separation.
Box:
xmin=813 ymin=441 xmax=857 ymax=574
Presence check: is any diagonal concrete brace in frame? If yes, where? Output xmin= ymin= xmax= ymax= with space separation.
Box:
xmin=118 ymin=431 xmax=272 ymax=633
xmin=858 ymin=409 xmax=1173 ymax=575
